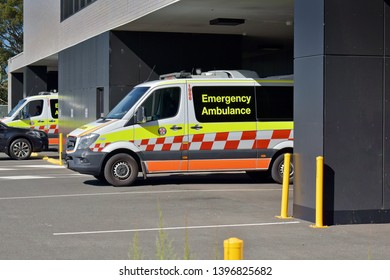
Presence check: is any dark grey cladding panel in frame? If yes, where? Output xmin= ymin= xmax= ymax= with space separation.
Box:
xmin=293 ymin=55 xmax=324 ymax=209
xmin=324 ymin=0 xmax=384 ymax=56
xmin=385 ymin=57 xmax=390 ymax=208
xmin=59 ymin=32 xmax=110 ymax=91
xmin=386 ymin=0 xmax=390 ymax=56
xmin=58 ymin=32 xmax=110 ymax=136
xmin=324 ymin=56 xmax=383 ymax=210
xmin=109 ymin=31 xmax=242 ymax=85
xmin=294 ymin=0 xmax=324 ymax=58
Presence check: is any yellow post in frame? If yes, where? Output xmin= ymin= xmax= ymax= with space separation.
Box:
xmin=276 ymin=153 xmax=292 ymax=219
xmin=58 ymin=133 xmax=63 ymax=166
xmin=311 ymin=156 xmax=328 ymax=228
xmin=224 ymin=237 xmax=243 ymax=260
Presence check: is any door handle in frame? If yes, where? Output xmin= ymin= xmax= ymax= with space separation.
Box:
xmin=37 ymin=120 xmax=45 ymax=123
xmin=190 ymin=124 xmax=203 ymax=130
xmin=49 ymin=120 xmax=56 ymax=123
xmin=170 ymin=125 xmax=183 ymax=131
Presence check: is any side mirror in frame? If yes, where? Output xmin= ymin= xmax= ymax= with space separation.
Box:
xmin=135 ymin=106 xmax=146 ymax=124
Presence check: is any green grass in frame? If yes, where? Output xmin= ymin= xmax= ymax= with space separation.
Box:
xmin=128 ymin=201 xmax=224 ymax=260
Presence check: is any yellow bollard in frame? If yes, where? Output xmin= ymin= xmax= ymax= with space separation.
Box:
xmin=58 ymin=133 xmax=63 ymax=166
xmin=276 ymin=153 xmax=292 ymax=219
xmin=224 ymin=237 xmax=243 ymax=260
xmin=311 ymin=156 xmax=328 ymax=228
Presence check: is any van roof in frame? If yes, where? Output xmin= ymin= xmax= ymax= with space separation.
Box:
xmin=139 ymin=70 xmax=293 ymax=88
xmin=159 ymin=70 xmax=260 ymax=80
xmin=27 ymin=91 xmax=58 ymax=98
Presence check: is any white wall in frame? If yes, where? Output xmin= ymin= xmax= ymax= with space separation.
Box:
xmin=8 ymin=0 xmax=179 ymax=72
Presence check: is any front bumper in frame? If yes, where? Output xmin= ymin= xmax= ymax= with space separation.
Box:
xmin=66 ymin=149 xmax=107 ymax=176
xmin=31 ymin=137 xmax=49 ymax=152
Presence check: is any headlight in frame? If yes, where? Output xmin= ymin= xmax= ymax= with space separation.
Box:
xmin=77 ymin=133 xmax=100 ymax=150
xmin=27 ymin=130 xmax=41 ymax=138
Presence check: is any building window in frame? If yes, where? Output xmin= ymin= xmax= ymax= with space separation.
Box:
xmin=61 ymin=0 xmax=97 ymax=21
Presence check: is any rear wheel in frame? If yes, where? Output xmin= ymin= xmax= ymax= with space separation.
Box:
xmin=9 ymin=138 xmax=32 ymax=160
xmin=104 ymin=153 xmax=139 ymax=187
xmin=271 ymin=153 xmax=294 ymax=184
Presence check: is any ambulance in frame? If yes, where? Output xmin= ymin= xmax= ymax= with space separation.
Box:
xmin=1 ymin=92 xmax=59 ymax=147
xmin=65 ymin=70 xmax=293 ymax=186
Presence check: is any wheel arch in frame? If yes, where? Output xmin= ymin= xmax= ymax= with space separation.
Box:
xmin=269 ymin=147 xmax=293 ymax=170
xmin=100 ymin=148 xmax=142 ymax=177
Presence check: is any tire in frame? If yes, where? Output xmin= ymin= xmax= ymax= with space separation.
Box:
xmin=104 ymin=153 xmax=139 ymax=187
xmin=9 ymin=138 xmax=32 ymax=160
xmin=271 ymin=153 xmax=294 ymax=184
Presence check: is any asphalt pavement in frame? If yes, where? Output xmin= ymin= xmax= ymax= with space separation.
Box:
xmin=0 ymin=151 xmax=390 ymax=260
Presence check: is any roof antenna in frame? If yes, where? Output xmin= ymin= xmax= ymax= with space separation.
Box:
xmin=145 ymin=65 xmax=156 ymax=82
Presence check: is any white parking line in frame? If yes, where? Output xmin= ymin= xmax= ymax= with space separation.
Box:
xmin=53 ymin=221 xmax=300 ymax=236
xmin=0 ymin=175 xmax=53 ymax=180
xmin=18 ymin=165 xmax=65 ymax=169
xmin=0 ymin=165 xmax=65 ymax=171
xmin=0 ymin=188 xmax=284 ymax=200
xmin=0 ymin=174 xmax=88 ymax=181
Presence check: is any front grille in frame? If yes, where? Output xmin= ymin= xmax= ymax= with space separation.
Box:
xmin=66 ymin=136 xmax=76 ymax=151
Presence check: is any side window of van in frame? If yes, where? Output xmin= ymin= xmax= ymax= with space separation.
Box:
xmin=192 ymin=86 xmax=256 ymax=122
xmin=141 ymin=87 xmax=181 ymax=122
xmin=22 ymin=100 xmax=44 ymax=118
xmin=255 ymin=86 xmax=293 ymax=121
xmin=50 ymin=99 xmax=59 ymax=119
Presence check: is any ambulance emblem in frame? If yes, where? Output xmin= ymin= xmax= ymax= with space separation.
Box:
xmin=158 ymin=127 xmax=167 ymax=136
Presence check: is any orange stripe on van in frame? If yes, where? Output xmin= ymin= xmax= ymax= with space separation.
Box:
xmin=188 ymin=158 xmax=270 ymax=171
xmin=146 ymin=160 xmax=188 ymax=173
xmin=145 ymin=158 xmax=271 ymax=173
xmin=49 ymin=138 xmax=59 ymax=145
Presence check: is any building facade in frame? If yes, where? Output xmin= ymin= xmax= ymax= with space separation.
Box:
xmin=8 ymin=0 xmax=390 ymax=225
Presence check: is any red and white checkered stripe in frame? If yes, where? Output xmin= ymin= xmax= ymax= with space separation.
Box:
xmin=90 ymin=142 xmax=111 ymax=152
xmin=132 ymin=130 xmax=293 ymax=152
xmin=31 ymin=124 xmax=59 ymax=134
xmin=134 ymin=136 xmax=184 ymax=151
xmin=46 ymin=124 xmax=59 ymax=134
xmin=89 ymin=130 xmax=293 ymax=152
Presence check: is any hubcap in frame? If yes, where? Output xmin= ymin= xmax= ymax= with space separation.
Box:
xmin=12 ymin=141 xmax=30 ymax=158
xmin=279 ymin=161 xmax=294 ymax=178
xmin=113 ymin=161 xmax=131 ymax=180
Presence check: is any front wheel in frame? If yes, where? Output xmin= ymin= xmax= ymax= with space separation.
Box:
xmin=104 ymin=153 xmax=139 ymax=187
xmin=271 ymin=153 xmax=294 ymax=184
xmin=9 ymin=138 xmax=32 ymax=160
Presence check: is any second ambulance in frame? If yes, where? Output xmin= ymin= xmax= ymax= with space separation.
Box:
xmin=66 ymin=70 xmax=293 ymax=186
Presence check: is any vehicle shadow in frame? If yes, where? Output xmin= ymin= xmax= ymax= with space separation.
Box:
xmin=83 ymin=172 xmax=275 ymax=188
xmin=0 ymin=156 xmax=44 ymax=161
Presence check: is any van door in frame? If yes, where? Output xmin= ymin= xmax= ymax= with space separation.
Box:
xmin=133 ymin=84 xmax=188 ymax=173
xmin=16 ymin=98 xmax=47 ymax=131
xmin=47 ymin=98 xmax=59 ymax=145
xmin=186 ymin=82 xmax=260 ymax=172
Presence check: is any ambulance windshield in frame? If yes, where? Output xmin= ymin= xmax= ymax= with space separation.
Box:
xmin=6 ymin=98 xmax=27 ymax=117
xmin=106 ymin=87 xmax=149 ymax=119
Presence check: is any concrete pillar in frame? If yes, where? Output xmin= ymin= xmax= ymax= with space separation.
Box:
xmin=294 ymin=0 xmax=390 ymax=224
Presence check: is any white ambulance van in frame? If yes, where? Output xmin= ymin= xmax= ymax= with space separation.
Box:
xmin=1 ymin=92 xmax=59 ymax=147
xmin=66 ymin=70 xmax=293 ymax=186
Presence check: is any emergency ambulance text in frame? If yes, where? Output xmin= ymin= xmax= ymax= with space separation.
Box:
xmin=201 ymin=94 xmax=251 ymax=105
